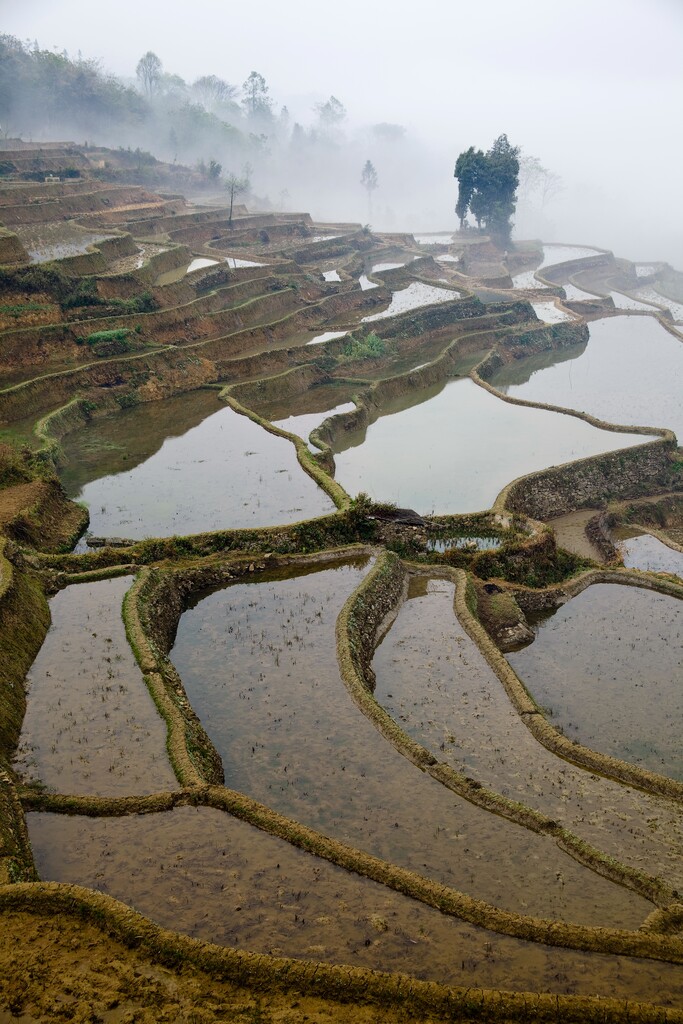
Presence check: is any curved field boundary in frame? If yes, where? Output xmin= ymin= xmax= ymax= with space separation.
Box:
xmin=451 ymin=564 xmax=683 ymax=803
xmin=219 ymin=390 xmax=350 ymax=509
xmin=16 ymin=780 xmax=683 ymax=962
xmin=110 ymin=546 xmax=683 ymax=947
xmin=122 ymin=548 xmax=380 ymax=786
xmin=4 ymin=885 xmax=683 ymax=1023
xmin=471 ymin=351 xmax=678 ymax=520
xmin=334 ymin=552 xmax=677 ymax=909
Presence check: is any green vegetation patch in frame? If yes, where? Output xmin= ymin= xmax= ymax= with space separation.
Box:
xmin=339 ymin=330 xmax=393 ymax=362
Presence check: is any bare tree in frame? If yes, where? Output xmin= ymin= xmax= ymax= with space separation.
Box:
xmin=192 ymin=75 xmax=237 ymax=112
xmin=136 ymin=51 xmax=162 ymax=98
xmin=519 ymin=155 xmax=563 ymax=209
xmin=225 ymin=169 xmax=250 ymax=225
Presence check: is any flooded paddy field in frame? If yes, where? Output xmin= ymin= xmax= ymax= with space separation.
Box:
xmin=5 ymin=194 xmax=683 ymax=1015
xmin=62 ymin=392 xmax=335 ymax=541
xmin=373 ymin=578 xmax=683 ymax=888
xmin=169 ymin=558 xmax=650 ymax=927
xmin=530 ymin=301 xmax=575 ymax=323
xmin=331 ymin=376 xmax=650 ymax=514
xmin=634 ymin=286 xmax=683 ymax=323
xmin=510 ymin=247 xmax=601 ymax=290
xmin=507 ymin=584 xmax=683 ymax=780
xmin=538 ymin=245 xmax=603 ymax=270
xmin=490 ymin=315 xmax=683 ymax=440
xmin=562 ymin=282 xmax=598 ymax=301
xmin=361 ymin=282 xmax=458 ymax=322
xmin=610 ymin=292 xmax=661 ymax=312
xmin=13 ymin=576 xmax=176 ymax=795
xmin=612 ymin=527 xmax=683 ymax=580
xmin=13 ymin=221 xmax=113 ymax=262
xmin=25 ymin=804 xmax=683 ymax=1001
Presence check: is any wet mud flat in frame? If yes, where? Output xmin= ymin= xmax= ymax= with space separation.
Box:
xmin=13 ymin=576 xmax=176 ymax=795
xmin=64 ymin=398 xmax=335 ymax=541
xmin=490 ymin=316 xmax=683 ymax=441
xmin=372 ymin=577 xmax=683 ymax=889
xmin=24 ymin=804 xmax=683 ymax=1002
xmin=507 ymin=584 xmax=683 ymax=780
xmin=546 ymin=510 xmax=606 ymax=562
xmin=331 ymin=377 xmax=650 ymax=514
xmin=169 ymin=559 xmax=650 ymax=928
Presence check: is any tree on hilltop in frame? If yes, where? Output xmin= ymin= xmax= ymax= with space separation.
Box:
xmin=454 ymin=134 xmax=519 ymax=245
xmin=242 ymin=71 xmax=273 ymax=122
xmin=136 ymin=51 xmax=162 ymax=98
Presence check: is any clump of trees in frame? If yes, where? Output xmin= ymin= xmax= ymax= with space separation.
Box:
xmin=454 ymin=134 xmax=519 ymax=245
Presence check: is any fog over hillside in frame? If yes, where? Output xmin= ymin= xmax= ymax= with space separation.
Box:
xmin=2 ymin=0 xmax=682 ymax=266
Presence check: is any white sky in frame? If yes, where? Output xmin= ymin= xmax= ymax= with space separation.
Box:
xmin=3 ymin=0 xmax=683 ymax=264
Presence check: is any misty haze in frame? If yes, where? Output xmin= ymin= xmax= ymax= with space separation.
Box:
xmin=0 ymin=1 xmax=682 ymax=1021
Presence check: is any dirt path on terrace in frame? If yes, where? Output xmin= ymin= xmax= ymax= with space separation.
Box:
xmin=0 ymin=910 xmax=424 ymax=1024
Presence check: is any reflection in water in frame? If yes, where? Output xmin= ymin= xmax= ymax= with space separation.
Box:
xmin=273 ymin=402 xmax=356 ymax=449
xmin=169 ymin=560 xmax=651 ymax=926
xmin=332 ymin=377 xmax=649 ymax=514
xmin=64 ymin=397 xmax=334 ymax=540
xmin=26 ymin=804 xmax=683 ymax=1001
xmin=14 ymin=576 xmax=176 ymax=795
xmin=490 ymin=316 xmax=683 ymax=441
xmin=508 ymin=584 xmax=683 ymax=779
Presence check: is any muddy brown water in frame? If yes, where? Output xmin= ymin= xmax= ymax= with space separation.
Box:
xmin=490 ymin=316 xmax=683 ymax=442
xmin=507 ymin=584 xmax=683 ymax=781
xmin=25 ymin=805 xmax=683 ymax=1003
xmin=372 ymin=578 xmax=683 ymax=890
xmin=332 ymin=377 xmax=651 ymax=514
xmin=169 ymin=558 xmax=650 ymax=928
xmin=612 ymin=527 xmax=683 ymax=580
xmin=63 ymin=395 xmax=335 ymax=541
xmin=13 ymin=576 xmax=176 ymax=795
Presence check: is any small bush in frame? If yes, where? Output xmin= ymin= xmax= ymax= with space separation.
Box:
xmin=85 ymin=328 xmax=131 ymax=346
xmin=340 ymin=330 xmax=390 ymax=362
